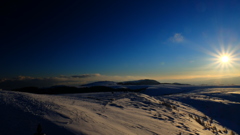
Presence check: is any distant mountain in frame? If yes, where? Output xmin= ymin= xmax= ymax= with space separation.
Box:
xmin=118 ymin=79 xmax=160 ymax=85
xmin=11 ymin=85 xmax=129 ymax=94
xmin=10 ymin=84 xmax=147 ymax=94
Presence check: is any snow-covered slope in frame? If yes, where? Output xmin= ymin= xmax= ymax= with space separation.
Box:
xmin=167 ymin=88 xmax=240 ymax=134
xmin=142 ymin=85 xmax=192 ymax=96
xmin=0 ymin=89 xmax=238 ymax=135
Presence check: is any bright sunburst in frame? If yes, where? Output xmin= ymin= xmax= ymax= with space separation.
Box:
xmin=206 ymin=44 xmax=240 ymax=71
xmin=212 ymin=52 xmax=234 ymax=70
xmin=220 ymin=55 xmax=230 ymax=63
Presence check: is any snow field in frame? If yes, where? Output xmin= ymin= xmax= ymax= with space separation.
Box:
xmin=1 ymin=89 xmax=237 ymax=135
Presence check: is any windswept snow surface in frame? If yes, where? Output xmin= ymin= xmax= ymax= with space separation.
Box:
xmin=167 ymin=88 xmax=240 ymax=134
xmin=0 ymin=87 xmax=239 ymax=135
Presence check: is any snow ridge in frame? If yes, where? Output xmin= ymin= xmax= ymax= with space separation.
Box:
xmin=0 ymin=89 xmax=238 ymax=135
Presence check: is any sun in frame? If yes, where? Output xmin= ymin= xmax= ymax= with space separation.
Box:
xmin=221 ymin=55 xmax=229 ymax=63
xmin=204 ymin=44 xmax=240 ymax=71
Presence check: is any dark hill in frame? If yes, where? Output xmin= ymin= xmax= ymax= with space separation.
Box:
xmin=10 ymin=85 xmax=145 ymax=94
xmin=118 ymin=79 xmax=160 ymax=85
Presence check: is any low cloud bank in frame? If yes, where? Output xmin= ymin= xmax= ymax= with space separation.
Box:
xmin=0 ymin=74 xmax=99 ymax=89
xmin=71 ymin=74 xmax=101 ymax=78
xmin=1 ymin=74 xmax=239 ymax=90
xmin=0 ymin=74 xmax=146 ymax=90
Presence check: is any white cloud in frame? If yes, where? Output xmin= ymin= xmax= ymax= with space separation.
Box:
xmin=169 ymin=33 xmax=184 ymax=43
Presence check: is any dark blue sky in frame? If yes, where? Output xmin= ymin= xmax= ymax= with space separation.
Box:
xmin=1 ymin=0 xmax=240 ymax=83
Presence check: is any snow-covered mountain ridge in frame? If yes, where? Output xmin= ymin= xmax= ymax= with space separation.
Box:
xmin=0 ymin=87 xmax=239 ymax=135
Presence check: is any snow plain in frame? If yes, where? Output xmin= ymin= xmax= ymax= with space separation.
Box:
xmin=0 ymin=85 xmax=239 ymax=135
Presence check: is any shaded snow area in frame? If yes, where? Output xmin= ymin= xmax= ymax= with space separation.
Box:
xmin=167 ymin=88 xmax=240 ymax=135
xmin=0 ymin=89 xmax=239 ymax=135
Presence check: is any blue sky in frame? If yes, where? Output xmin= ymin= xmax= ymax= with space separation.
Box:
xmin=1 ymin=0 xmax=240 ymax=87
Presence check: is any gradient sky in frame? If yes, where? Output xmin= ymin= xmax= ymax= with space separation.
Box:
xmin=1 ymin=0 xmax=240 ymax=87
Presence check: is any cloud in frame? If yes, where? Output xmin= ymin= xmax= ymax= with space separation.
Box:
xmin=71 ymin=74 xmax=101 ymax=78
xmin=169 ymin=33 xmax=184 ymax=43
xmin=13 ymin=76 xmax=35 ymax=80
